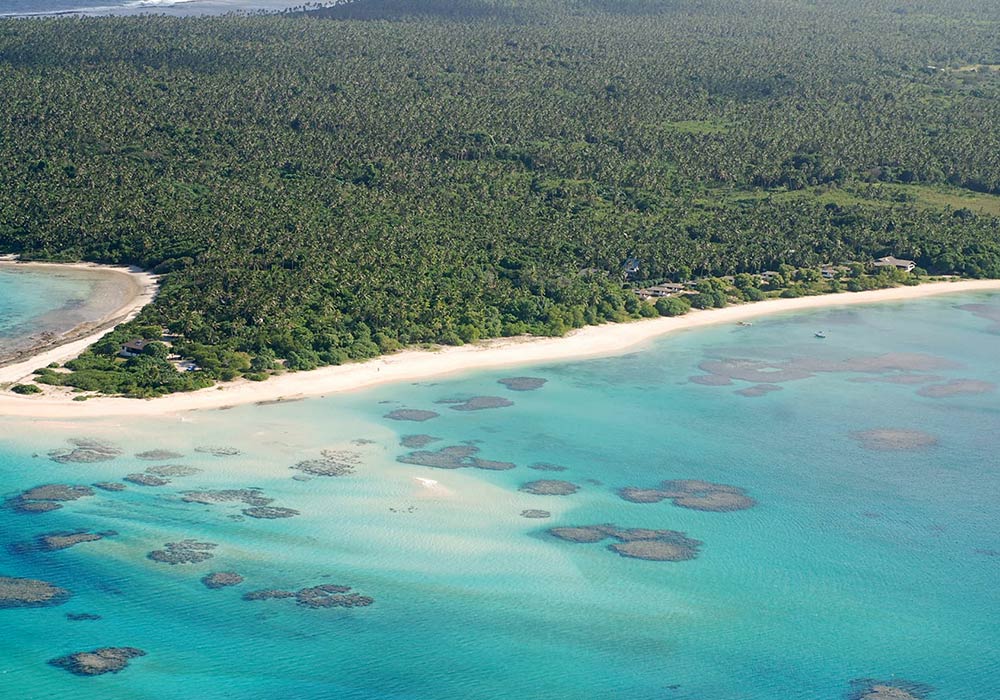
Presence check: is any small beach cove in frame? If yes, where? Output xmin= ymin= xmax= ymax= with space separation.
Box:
xmin=2 ymin=277 xmax=999 ymax=419
xmin=0 ymin=257 xmax=158 ymax=381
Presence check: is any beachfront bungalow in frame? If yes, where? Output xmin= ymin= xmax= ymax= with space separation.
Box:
xmin=821 ymin=265 xmax=849 ymax=280
xmin=873 ymin=256 xmax=916 ymax=272
xmin=119 ymin=339 xmax=150 ymax=358
xmin=635 ymin=282 xmax=687 ymax=299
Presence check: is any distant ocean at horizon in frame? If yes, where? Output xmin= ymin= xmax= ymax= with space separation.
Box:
xmin=0 ymin=0 xmax=328 ymax=18
xmin=1 ymin=280 xmax=999 ymax=698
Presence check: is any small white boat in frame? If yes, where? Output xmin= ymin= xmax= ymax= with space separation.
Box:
xmin=814 ymin=331 xmax=827 ymax=339
xmin=738 ymin=321 xmax=753 ymax=327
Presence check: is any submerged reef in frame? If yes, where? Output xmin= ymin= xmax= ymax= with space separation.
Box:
xmin=548 ymin=525 xmax=702 ymax=561
xmin=437 ymin=396 xmax=514 ymax=411
xmin=520 ymin=509 xmax=551 ymax=519
xmin=50 ymin=647 xmax=146 ymax=676
xmin=148 ymin=540 xmax=217 ymax=565
xmin=619 ymin=480 xmax=756 ymax=512
xmin=12 ymin=530 xmax=116 ymax=553
xmin=202 ymin=572 xmax=244 ymax=589
xmin=48 ymin=438 xmax=122 ymax=464
xmin=916 ymin=379 xmax=995 ymax=398
xmin=400 ymin=434 xmax=440 ymax=449
xmin=194 ymin=446 xmax=241 ymax=457
xmin=847 ymin=678 xmax=934 ymax=700
xmin=123 ymin=473 xmax=170 ymax=487
xmin=143 ymin=464 xmax=202 ymax=477
xmin=735 ymin=384 xmax=782 ymax=397
xmin=957 ymin=302 xmax=1000 ymax=332
xmin=498 ymin=377 xmax=547 ymax=391
xmin=135 ymin=450 xmax=183 ymax=461
xmin=528 ymin=462 xmax=568 ymax=472
xmin=690 ymin=353 xmax=960 ymax=389
xmin=242 ymin=506 xmax=299 ymax=519
xmin=66 ymin=612 xmax=102 ymax=621
xmin=7 ymin=484 xmax=94 ymax=514
xmin=398 ymin=444 xmax=515 ymax=471
xmin=93 ymin=482 xmax=126 ymax=492
xmin=0 ymin=575 xmax=71 ymax=608
xmin=852 ymin=429 xmax=938 ymax=451
xmin=182 ymin=489 xmax=273 ymax=507
xmin=243 ymin=584 xmax=373 ymax=609
xmin=384 ymin=409 xmax=439 ymax=422
xmin=291 ymin=450 xmax=360 ymax=477
xmin=519 ymin=480 xmax=580 ymax=496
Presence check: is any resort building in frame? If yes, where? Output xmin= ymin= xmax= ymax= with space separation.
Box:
xmin=635 ymin=282 xmax=687 ymax=299
xmin=119 ymin=339 xmax=151 ymax=358
xmin=873 ymin=256 xmax=916 ymax=272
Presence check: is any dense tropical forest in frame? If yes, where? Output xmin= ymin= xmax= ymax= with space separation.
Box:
xmin=1 ymin=0 xmax=998 ymax=395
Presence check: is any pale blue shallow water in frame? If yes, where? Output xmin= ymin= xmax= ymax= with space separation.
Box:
xmin=0 ymin=266 xmax=96 ymax=356
xmin=1 ymin=292 xmax=998 ymax=699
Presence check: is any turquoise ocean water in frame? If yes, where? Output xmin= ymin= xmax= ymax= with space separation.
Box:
xmin=1 ymin=291 xmax=998 ymax=699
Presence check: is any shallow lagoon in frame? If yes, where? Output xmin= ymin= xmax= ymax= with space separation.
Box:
xmin=1 ymin=292 xmax=998 ymax=699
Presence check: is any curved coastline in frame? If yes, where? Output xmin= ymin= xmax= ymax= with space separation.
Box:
xmin=1 ymin=278 xmax=999 ymax=418
xmin=0 ymin=257 xmax=158 ymax=380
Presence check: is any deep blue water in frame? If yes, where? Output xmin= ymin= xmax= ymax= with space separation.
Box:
xmin=1 ymin=292 xmax=998 ymax=699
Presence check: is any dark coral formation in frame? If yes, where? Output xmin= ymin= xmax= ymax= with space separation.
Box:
xmin=48 ymin=438 xmax=122 ymax=464
xmin=194 ymin=446 xmax=241 ymax=457
xmin=12 ymin=530 xmax=116 ymax=553
xmin=66 ymin=612 xmax=102 ymax=621
xmin=384 ymin=409 xmax=439 ymax=422
xmin=135 ymin=449 xmax=184 ymax=461
xmin=291 ymin=449 xmax=359 ymax=477
xmin=50 ymin=647 xmax=146 ymax=676
xmin=124 ymin=473 xmax=170 ymax=487
xmin=850 ymin=374 xmax=943 ymax=385
xmin=202 ymin=572 xmax=244 ymax=589
xmin=438 ymin=396 xmax=514 ymax=411
xmin=916 ymin=379 xmax=996 ymax=398
xmin=182 ymin=489 xmax=273 ymax=507
xmin=520 ymin=509 xmax=551 ymax=519
xmin=143 ymin=464 xmax=202 ymax=477
xmin=619 ymin=480 xmax=756 ymax=512
xmin=498 ymin=377 xmax=547 ymax=392
xmin=0 ymin=575 xmax=70 ymax=608
xmin=519 ymin=480 xmax=580 ymax=496
xmin=148 ymin=540 xmax=217 ymax=565
xmin=528 ymin=462 xmax=568 ymax=472
xmin=735 ymin=384 xmax=782 ymax=397
xmin=398 ymin=444 xmax=514 ymax=471
xmin=548 ymin=524 xmax=702 ymax=562
xmin=400 ymin=434 xmax=440 ymax=449
xmin=7 ymin=484 xmax=94 ymax=514
xmin=242 ymin=506 xmax=299 ymax=519
xmin=244 ymin=584 xmax=373 ymax=609
xmin=847 ymin=678 xmax=934 ymax=700
xmin=852 ymin=429 xmax=938 ymax=451
xmin=93 ymin=482 xmax=126 ymax=492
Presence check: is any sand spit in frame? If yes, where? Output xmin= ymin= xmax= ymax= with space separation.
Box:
xmin=3 ymin=281 xmax=1000 ymax=419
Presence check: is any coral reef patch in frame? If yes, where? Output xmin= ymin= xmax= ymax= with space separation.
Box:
xmin=519 ymin=480 xmax=580 ymax=496
xmin=384 ymin=409 xmax=439 ymax=422
xmin=48 ymin=438 xmax=122 ymax=464
xmin=619 ymin=480 xmax=755 ymax=512
xmin=548 ymin=524 xmax=702 ymax=561
xmin=148 ymin=540 xmax=217 ymax=565
xmin=398 ymin=444 xmax=514 ymax=471
xmin=498 ymin=377 xmax=547 ymax=391
xmin=50 ymin=647 xmax=146 ymax=676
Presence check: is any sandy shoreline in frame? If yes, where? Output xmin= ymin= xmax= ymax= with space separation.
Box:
xmin=1 ymin=278 xmax=999 ymax=418
xmin=0 ymin=257 xmax=159 ymax=381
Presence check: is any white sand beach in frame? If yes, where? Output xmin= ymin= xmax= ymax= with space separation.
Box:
xmin=1 ymin=278 xmax=999 ymax=419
